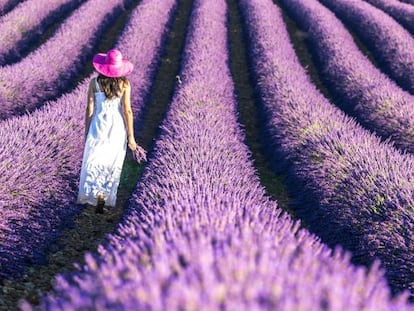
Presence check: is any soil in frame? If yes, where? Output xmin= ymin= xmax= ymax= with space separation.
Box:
xmin=226 ymin=0 xmax=292 ymax=215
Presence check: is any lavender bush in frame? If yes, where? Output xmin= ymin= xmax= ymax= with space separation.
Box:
xmin=0 ymin=0 xmax=132 ymax=120
xmin=0 ymin=0 xmax=20 ymax=15
xmin=0 ymin=0 xmax=85 ymax=65
xmin=0 ymin=0 xmax=176 ymax=282
xmin=132 ymin=145 xmax=147 ymax=164
xmin=279 ymin=0 xmax=414 ymax=155
xmin=247 ymin=0 xmax=414 ymax=296
xmin=364 ymin=0 xmax=414 ymax=34
xmin=23 ymin=0 xmax=414 ymax=309
xmin=319 ymin=0 xmax=414 ymax=94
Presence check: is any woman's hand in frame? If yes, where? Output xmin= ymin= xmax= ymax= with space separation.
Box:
xmin=128 ymin=135 xmax=137 ymax=150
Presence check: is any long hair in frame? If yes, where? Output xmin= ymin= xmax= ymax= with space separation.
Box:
xmin=97 ymin=74 xmax=128 ymax=99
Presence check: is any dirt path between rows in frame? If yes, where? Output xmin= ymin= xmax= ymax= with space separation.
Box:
xmin=227 ymin=0 xmax=292 ymax=215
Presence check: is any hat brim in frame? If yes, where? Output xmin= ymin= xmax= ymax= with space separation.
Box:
xmin=92 ymin=53 xmax=134 ymax=78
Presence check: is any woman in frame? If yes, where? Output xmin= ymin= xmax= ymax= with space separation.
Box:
xmin=77 ymin=49 xmax=137 ymax=214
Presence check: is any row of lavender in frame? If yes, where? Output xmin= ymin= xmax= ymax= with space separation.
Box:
xmin=0 ymin=0 xmax=19 ymax=15
xmin=0 ymin=0 xmax=132 ymax=120
xmin=319 ymin=0 xmax=414 ymax=94
xmin=0 ymin=0 xmax=176 ymax=282
xmin=278 ymin=0 xmax=414 ymax=155
xmin=364 ymin=0 xmax=414 ymax=35
xmin=23 ymin=0 xmax=413 ymax=309
xmin=244 ymin=0 xmax=414 ymax=296
xmin=0 ymin=0 xmax=86 ymax=65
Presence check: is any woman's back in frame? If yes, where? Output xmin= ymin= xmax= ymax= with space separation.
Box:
xmin=77 ymin=49 xmax=136 ymax=213
xmin=87 ymin=78 xmax=125 ymax=143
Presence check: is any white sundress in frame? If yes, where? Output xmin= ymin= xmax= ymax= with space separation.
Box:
xmin=77 ymin=78 xmax=127 ymax=207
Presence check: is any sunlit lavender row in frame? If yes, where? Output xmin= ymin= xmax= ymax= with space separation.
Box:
xmin=0 ymin=0 xmax=176 ymax=282
xmin=0 ymin=0 xmax=85 ymax=65
xmin=0 ymin=0 xmax=19 ymax=15
xmin=364 ymin=0 xmax=414 ymax=34
xmin=320 ymin=0 xmax=414 ymax=94
xmin=280 ymin=0 xmax=414 ymax=155
xmin=245 ymin=0 xmax=414 ymax=296
xmin=0 ymin=88 xmax=84 ymax=280
xmin=0 ymin=0 xmax=131 ymax=120
xmin=26 ymin=0 xmax=413 ymax=309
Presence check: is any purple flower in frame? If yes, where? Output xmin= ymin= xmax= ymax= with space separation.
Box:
xmin=364 ymin=0 xmax=414 ymax=35
xmin=26 ymin=0 xmax=413 ymax=309
xmin=132 ymin=145 xmax=147 ymax=164
xmin=320 ymin=0 xmax=414 ymax=93
xmin=282 ymin=0 xmax=414 ymax=154
xmin=0 ymin=0 xmax=85 ymax=65
xmin=0 ymin=0 xmax=19 ymax=15
xmin=0 ymin=0 xmax=131 ymax=120
xmin=248 ymin=0 xmax=414 ymax=296
xmin=0 ymin=0 xmax=175 ymax=282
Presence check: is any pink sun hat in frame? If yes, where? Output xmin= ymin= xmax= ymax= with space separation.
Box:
xmin=92 ymin=49 xmax=133 ymax=78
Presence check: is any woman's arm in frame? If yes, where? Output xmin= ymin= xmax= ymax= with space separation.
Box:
xmin=84 ymin=79 xmax=95 ymax=140
xmin=121 ymin=80 xmax=137 ymax=150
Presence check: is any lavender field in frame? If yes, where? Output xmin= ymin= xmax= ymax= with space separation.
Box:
xmin=1 ymin=0 xmax=414 ymax=309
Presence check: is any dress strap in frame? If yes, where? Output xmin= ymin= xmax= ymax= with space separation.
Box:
xmin=95 ymin=77 xmax=101 ymax=93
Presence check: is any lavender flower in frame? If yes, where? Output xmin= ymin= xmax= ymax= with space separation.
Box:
xmin=24 ymin=0 xmax=413 ymax=309
xmin=280 ymin=0 xmax=414 ymax=155
xmin=0 ymin=0 xmax=19 ymax=15
xmin=0 ymin=0 xmax=131 ymax=120
xmin=249 ymin=0 xmax=414 ymax=296
xmin=0 ymin=0 xmax=85 ymax=65
xmin=132 ymin=145 xmax=147 ymax=164
xmin=319 ymin=0 xmax=414 ymax=93
xmin=364 ymin=0 xmax=414 ymax=35
xmin=0 ymin=0 xmax=175 ymax=282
